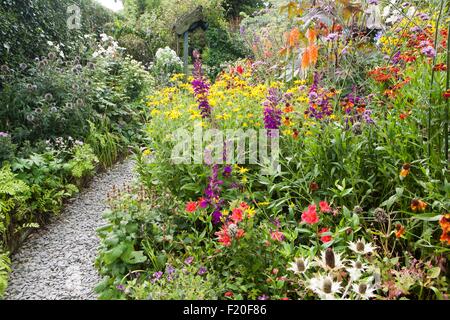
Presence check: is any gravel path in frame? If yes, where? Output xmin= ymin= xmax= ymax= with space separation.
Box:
xmin=5 ymin=159 xmax=136 ymax=300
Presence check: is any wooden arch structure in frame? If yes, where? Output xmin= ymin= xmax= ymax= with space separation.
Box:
xmin=173 ymin=6 xmax=208 ymax=75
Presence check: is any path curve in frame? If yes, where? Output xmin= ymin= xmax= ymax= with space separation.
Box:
xmin=5 ymin=159 xmax=135 ymax=300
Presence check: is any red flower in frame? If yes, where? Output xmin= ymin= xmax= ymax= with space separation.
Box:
xmin=319 ymin=201 xmax=331 ymax=213
xmin=319 ymin=227 xmax=332 ymax=243
xmin=236 ymin=65 xmax=244 ymax=75
xmin=270 ymin=230 xmax=285 ymax=242
xmin=280 ymin=297 xmax=290 ymax=300
xmin=443 ymin=89 xmax=450 ymax=99
xmin=239 ymin=202 xmax=249 ymax=210
xmin=185 ymin=201 xmax=198 ymax=213
xmin=301 ymin=204 xmax=319 ymax=225
xmin=224 ymin=291 xmax=234 ymax=298
xmin=433 ymin=63 xmax=447 ymax=71
xmin=231 ymin=208 xmax=243 ymax=223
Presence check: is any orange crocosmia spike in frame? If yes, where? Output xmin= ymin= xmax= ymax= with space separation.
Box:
xmin=309 ymin=44 xmax=318 ymax=65
xmin=306 ymin=29 xmax=317 ymax=44
xmin=301 ymin=48 xmax=311 ymax=69
xmin=289 ymin=28 xmax=300 ymax=47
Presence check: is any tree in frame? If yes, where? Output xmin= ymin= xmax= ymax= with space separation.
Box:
xmin=221 ymin=0 xmax=265 ymax=18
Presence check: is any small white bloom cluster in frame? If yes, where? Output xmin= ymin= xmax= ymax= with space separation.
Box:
xmin=287 ymin=238 xmax=380 ymax=300
xmin=92 ymin=33 xmax=124 ymax=58
xmin=381 ymin=0 xmax=416 ymax=25
xmin=47 ymin=41 xmax=65 ymax=59
xmin=154 ymin=46 xmax=183 ymax=69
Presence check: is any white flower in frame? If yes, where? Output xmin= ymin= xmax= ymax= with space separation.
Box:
xmin=352 ymin=281 xmax=377 ymax=300
xmin=348 ymin=238 xmax=376 ymax=255
xmin=315 ymin=248 xmax=346 ymax=271
xmin=287 ymin=257 xmax=310 ymax=274
xmin=309 ymin=275 xmax=342 ymax=300
xmin=346 ymin=260 xmax=368 ymax=280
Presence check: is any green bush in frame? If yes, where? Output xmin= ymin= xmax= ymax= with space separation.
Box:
xmin=204 ymin=26 xmax=251 ymax=80
xmin=0 ymin=0 xmax=114 ymax=67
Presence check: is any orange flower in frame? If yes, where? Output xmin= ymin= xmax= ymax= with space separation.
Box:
xmin=433 ymin=63 xmax=447 ymax=71
xmin=395 ymin=224 xmax=406 ymax=238
xmin=283 ymin=117 xmax=292 ymax=126
xmin=289 ymin=27 xmax=301 ymax=47
xmin=283 ymin=105 xmax=294 ymax=113
xmin=400 ymin=163 xmax=411 ymax=178
xmin=411 ymin=199 xmax=427 ymax=212
xmin=439 ymin=214 xmax=450 ymax=245
xmin=292 ymin=129 xmax=299 ymax=140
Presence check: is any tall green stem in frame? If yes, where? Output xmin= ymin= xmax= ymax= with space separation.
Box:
xmin=428 ymin=0 xmax=445 ymax=161
xmin=445 ymin=24 xmax=450 ymax=169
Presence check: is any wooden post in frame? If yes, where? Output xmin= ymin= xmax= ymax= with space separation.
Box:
xmin=183 ymin=31 xmax=189 ymax=77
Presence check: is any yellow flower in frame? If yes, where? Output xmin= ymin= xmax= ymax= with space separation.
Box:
xmin=237 ymin=166 xmax=249 ymax=174
xmin=151 ymin=109 xmax=161 ymax=116
xmin=246 ymin=207 xmax=256 ymax=217
xmin=222 ymin=209 xmax=230 ymax=217
xmin=143 ymin=149 xmax=151 ymax=156
xmin=168 ymin=109 xmax=182 ymax=120
xmin=241 ymin=176 xmax=248 ymax=184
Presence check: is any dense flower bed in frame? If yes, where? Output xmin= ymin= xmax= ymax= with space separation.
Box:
xmin=95 ymin=0 xmax=449 ymax=300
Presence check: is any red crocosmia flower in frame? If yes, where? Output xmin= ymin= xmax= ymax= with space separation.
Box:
xmin=236 ymin=65 xmax=244 ymax=75
xmin=319 ymin=227 xmax=332 ymax=243
xmin=433 ymin=63 xmax=447 ymax=71
xmin=231 ymin=208 xmax=243 ymax=223
xmin=185 ymin=201 xmax=198 ymax=213
xmin=224 ymin=291 xmax=234 ymax=298
xmin=215 ymin=225 xmax=232 ymax=247
xmin=240 ymin=202 xmax=249 ymax=210
xmin=319 ymin=201 xmax=331 ymax=213
xmin=443 ymin=89 xmax=450 ymax=99
xmin=301 ymin=204 xmax=319 ymax=225
xmin=270 ymin=230 xmax=285 ymax=242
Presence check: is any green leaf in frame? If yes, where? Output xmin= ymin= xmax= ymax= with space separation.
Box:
xmin=427 ymin=267 xmax=440 ymax=279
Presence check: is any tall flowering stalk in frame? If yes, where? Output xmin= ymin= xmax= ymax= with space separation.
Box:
xmin=204 ymin=164 xmax=224 ymax=224
xmin=427 ymin=0 xmax=445 ymax=161
xmin=263 ymin=87 xmax=283 ymax=133
xmin=445 ymin=24 xmax=449 ymax=170
xmin=191 ymin=50 xmax=212 ymax=119
xmin=306 ymin=73 xmax=333 ymax=119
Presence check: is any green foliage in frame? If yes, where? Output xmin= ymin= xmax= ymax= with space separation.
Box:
xmin=0 ymin=0 xmax=114 ymax=67
xmin=203 ymin=27 xmax=251 ymax=80
xmin=0 ymin=251 xmax=10 ymax=298
xmin=65 ymin=143 xmax=98 ymax=179
xmin=222 ymin=0 xmax=265 ymax=18
xmin=0 ymin=165 xmax=30 ymax=243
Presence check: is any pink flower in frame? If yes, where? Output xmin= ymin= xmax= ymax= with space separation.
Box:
xmin=231 ymin=208 xmax=243 ymax=223
xmin=270 ymin=230 xmax=285 ymax=242
xmin=319 ymin=201 xmax=331 ymax=213
xmin=301 ymin=204 xmax=319 ymax=225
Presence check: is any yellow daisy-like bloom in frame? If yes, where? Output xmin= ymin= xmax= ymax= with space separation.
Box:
xmin=246 ymin=207 xmax=256 ymax=217
xmin=222 ymin=209 xmax=230 ymax=217
xmin=143 ymin=149 xmax=151 ymax=156
xmin=237 ymin=166 xmax=249 ymax=174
